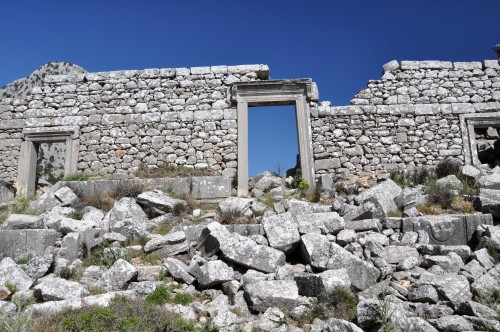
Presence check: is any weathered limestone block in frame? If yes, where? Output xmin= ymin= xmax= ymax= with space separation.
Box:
xmin=295 ymin=212 xmax=345 ymax=235
xmin=23 ymin=254 xmax=54 ymax=279
xmin=33 ymin=276 xmax=89 ymax=300
xmin=0 ymin=257 xmax=33 ymax=292
xmin=262 ymin=212 xmax=300 ymax=253
xmin=189 ymin=256 xmax=234 ymax=288
xmin=301 ymin=233 xmax=379 ymax=290
xmin=164 ymin=258 xmax=195 ymax=284
xmin=97 ymin=259 xmax=138 ymax=291
xmin=144 ymin=231 xmax=188 ymax=254
xmin=0 ymin=229 xmax=58 ymax=259
xmin=2 ymin=214 xmax=43 ymax=229
xmin=294 ymin=268 xmax=351 ymax=297
xmin=416 ymin=273 xmax=472 ymax=303
xmin=136 ymin=190 xmax=186 ymax=213
xmin=244 ymin=280 xmax=300 ymax=313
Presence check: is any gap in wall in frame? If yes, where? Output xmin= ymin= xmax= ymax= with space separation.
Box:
xmin=36 ymin=142 xmax=66 ymax=185
xmin=248 ymin=105 xmax=299 ymax=177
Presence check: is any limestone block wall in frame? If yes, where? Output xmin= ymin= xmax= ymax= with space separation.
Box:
xmin=312 ymin=59 xmax=500 ymax=178
xmin=0 ymin=65 xmax=269 ymax=181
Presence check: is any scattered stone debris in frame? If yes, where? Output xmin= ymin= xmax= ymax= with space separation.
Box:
xmin=0 ymin=167 xmax=499 ymax=331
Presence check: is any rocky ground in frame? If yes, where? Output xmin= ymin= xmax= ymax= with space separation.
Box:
xmin=0 ymin=163 xmax=499 ymax=331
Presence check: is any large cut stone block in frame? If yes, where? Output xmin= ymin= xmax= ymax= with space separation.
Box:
xmin=300 ymin=233 xmax=379 ymax=290
xmin=244 ymin=280 xmax=300 ymax=313
xmin=0 ymin=229 xmax=58 ymax=259
xmin=191 ymin=176 xmax=231 ymax=200
xmin=262 ymin=212 xmax=300 ymax=253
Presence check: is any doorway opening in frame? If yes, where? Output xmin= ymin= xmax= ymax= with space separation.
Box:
xmin=36 ymin=142 xmax=67 ymax=186
xmin=249 ymin=105 xmax=299 ymax=177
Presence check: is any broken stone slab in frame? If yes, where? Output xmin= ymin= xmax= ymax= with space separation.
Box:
xmin=379 ymin=246 xmax=420 ymax=264
xmin=79 ymin=265 xmax=107 ymax=289
xmin=416 ymin=273 xmax=472 ymax=303
xmin=356 ymin=179 xmax=402 ymax=204
xmin=189 ymin=256 xmax=234 ymax=288
xmin=144 ymin=231 xmax=187 ymax=253
xmin=58 ymin=217 xmax=96 ymax=234
xmin=295 ymin=212 xmax=345 ymax=235
xmin=344 ymin=218 xmax=382 ymax=232
xmin=471 ymin=264 xmax=500 ymax=299
xmin=478 ymin=188 xmax=500 ymax=219
xmin=136 ymin=190 xmax=186 ymax=213
xmin=102 ymin=197 xmax=149 ymax=239
xmin=135 ymin=265 xmax=165 ymax=282
xmin=474 ymin=247 xmax=496 ymax=270
xmin=283 ymin=199 xmax=331 ymax=214
xmin=164 ymin=258 xmax=195 ymax=284
xmin=364 ymin=194 xmax=398 ymax=218
xmin=2 ymin=214 xmax=43 ymax=229
xmin=431 ymin=315 xmax=473 ymax=332
xmin=0 ymin=229 xmax=58 ymax=260
xmin=294 ymin=268 xmax=351 ymax=297
xmin=436 ymin=175 xmax=463 ymax=191
xmin=395 ymin=188 xmax=419 ymax=210
xmin=54 ymin=186 xmax=79 ymax=206
xmin=343 ymin=202 xmax=377 ymax=221
xmin=461 ymin=165 xmax=481 ymax=179
xmin=97 ymin=259 xmax=138 ymax=291
xmin=244 ymin=280 xmax=300 ymax=313
xmin=312 ymin=318 xmax=364 ymax=332
xmin=300 ymin=233 xmax=379 ymax=290
xmin=336 ymin=229 xmax=357 ymax=246
xmin=0 ymin=257 xmax=33 ymax=292
xmin=198 ymin=222 xmax=286 ymax=273
xmin=82 ymin=206 xmax=105 ymax=223
xmin=479 ymin=172 xmax=500 ymax=189
xmin=459 ymin=259 xmax=486 ymax=283
xmin=33 ymin=275 xmax=89 ymax=300
xmin=219 ymin=197 xmax=253 ymax=216
xmin=58 ymin=232 xmax=81 ymax=261
xmin=29 ymin=192 xmax=61 ymax=213
xmin=456 ymin=300 xmax=499 ymax=320
xmin=417 ymin=244 xmax=472 ymax=263
xmin=482 ymin=224 xmax=500 ymax=252
xmin=421 ymin=253 xmax=464 ymax=274
xmin=23 ymin=254 xmax=54 ymax=279
xmin=408 ymin=284 xmax=439 ymax=303
xmin=212 ymin=309 xmax=241 ymax=332
xmin=262 ymin=212 xmax=300 ymax=253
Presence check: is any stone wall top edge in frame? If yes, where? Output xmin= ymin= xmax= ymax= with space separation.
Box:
xmin=383 ymin=59 xmax=500 ymax=73
xmin=42 ymin=64 xmax=270 ymax=84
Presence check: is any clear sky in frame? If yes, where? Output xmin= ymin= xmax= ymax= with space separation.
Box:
xmin=1 ymin=0 xmax=499 ymax=176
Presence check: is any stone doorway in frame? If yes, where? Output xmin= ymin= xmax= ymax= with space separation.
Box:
xmin=17 ymin=128 xmax=79 ymax=196
xmin=230 ymin=79 xmax=318 ymax=196
xmin=461 ymin=112 xmax=500 ymax=168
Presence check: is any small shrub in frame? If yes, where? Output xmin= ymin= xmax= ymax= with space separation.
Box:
xmin=486 ymin=242 xmax=500 ymax=264
xmin=136 ymin=163 xmax=213 ymax=179
xmin=173 ymin=293 xmax=194 ymax=305
xmin=426 ymin=184 xmax=454 ymax=209
xmin=66 ymin=210 xmax=84 ymax=220
xmin=387 ymin=209 xmax=403 ymax=218
xmin=172 ymin=202 xmax=187 ymax=217
xmin=480 ymin=288 xmax=500 ymax=316
xmin=156 ymin=270 xmax=171 ymax=282
xmin=416 ymin=203 xmax=442 ymax=215
xmin=309 ymin=286 xmax=358 ymax=322
xmin=145 ymin=285 xmax=171 ymax=306
xmin=390 ymin=167 xmax=435 ymax=188
xmin=111 ymin=181 xmax=144 ymax=200
xmin=436 ymin=159 xmax=460 ymax=178
xmin=375 ymin=294 xmax=395 ymax=332
xmin=16 ymin=254 xmax=32 ymax=265
xmin=0 ymin=306 xmax=34 ymax=332
xmin=218 ymin=208 xmax=252 ymax=225
xmin=450 ymin=196 xmax=475 ymax=213
xmin=59 ymin=266 xmax=74 ymax=280
xmin=5 ymin=281 xmax=18 ymax=295
xmin=155 ymin=222 xmax=173 ymax=235
xmin=64 ymin=173 xmax=91 ymax=182
xmin=82 ymin=191 xmax=115 ymax=212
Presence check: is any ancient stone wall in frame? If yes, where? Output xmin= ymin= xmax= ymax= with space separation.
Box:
xmin=0 ymin=65 xmax=269 ymax=181
xmin=312 ymin=59 xmax=500 ymax=178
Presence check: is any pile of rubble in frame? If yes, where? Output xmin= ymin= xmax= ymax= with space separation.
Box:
xmin=0 ymin=168 xmax=499 ymax=331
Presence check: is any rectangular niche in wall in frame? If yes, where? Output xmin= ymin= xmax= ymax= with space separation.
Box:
xmin=460 ymin=112 xmax=500 ymax=168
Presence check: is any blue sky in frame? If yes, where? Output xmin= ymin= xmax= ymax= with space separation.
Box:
xmin=1 ymin=0 xmax=499 ymax=176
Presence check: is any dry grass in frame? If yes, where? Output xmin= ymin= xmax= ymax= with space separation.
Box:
xmin=416 ymin=203 xmax=443 ymax=215
xmin=450 ymin=196 xmax=475 ymax=213
xmin=136 ymin=163 xmax=213 ymax=179
xmin=218 ymin=208 xmax=253 ymax=224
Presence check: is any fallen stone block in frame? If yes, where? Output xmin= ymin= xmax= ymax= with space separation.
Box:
xmin=29 ymin=192 xmax=61 ymax=213
xmin=295 ymin=212 xmax=344 ymax=235
xmin=343 ymin=202 xmax=377 ymax=222
xmin=0 ymin=229 xmax=58 ymax=259
xmin=262 ymin=212 xmax=300 ymax=253
xmin=136 ymin=190 xmax=186 ymax=213
xmin=344 ymin=218 xmax=382 ymax=232
xmin=191 ymin=176 xmax=231 ymax=200
xmin=33 ymin=276 xmax=89 ymax=301
xmin=0 ymin=257 xmax=33 ymax=292
xmin=102 ymin=197 xmax=149 ymax=239
xmin=97 ymin=259 xmax=138 ymax=291
xmin=301 ymin=233 xmax=379 ymax=290
xmin=380 ymin=246 xmax=420 ymax=264
xmin=54 ymin=186 xmax=79 ymax=206
xmin=2 ymin=214 xmax=43 ymax=229
xmin=471 ymin=264 xmax=500 ymax=299
xmin=164 ymin=258 xmax=195 ymax=284
xmin=189 ymin=256 xmax=234 ymax=288
xmin=416 ymin=273 xmax=472 ymax=303
xmin=294 ymin=268 xmax=350 ymax=297
xmin=24 ymin=254 xmax=54 ymax=279
xmin=144 ymin=231 xmax=187 ymax=253
xmin=244 ymin=280 xmax=300 ymax=313
xmin=219 ymin=197 xmax=253 ymax=217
